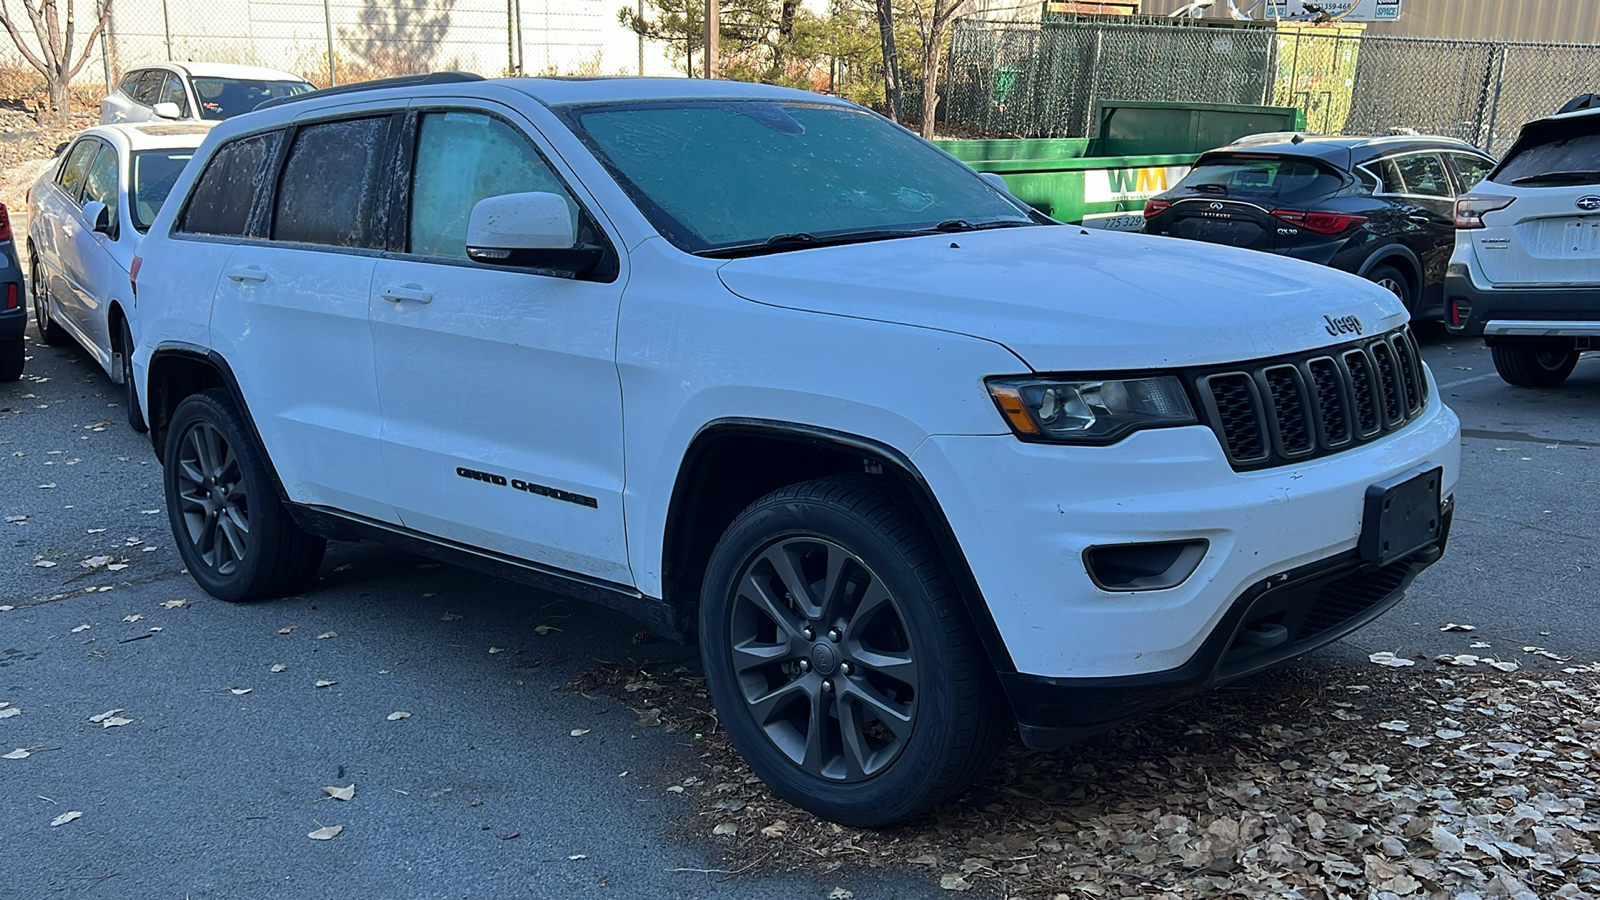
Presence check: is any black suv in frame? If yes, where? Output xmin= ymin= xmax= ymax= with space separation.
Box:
xmin=1142 ymin=135 xmax=1495 ymax=319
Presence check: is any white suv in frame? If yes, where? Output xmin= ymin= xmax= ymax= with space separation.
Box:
xmin=1447 ymin=105 xmax=1600 ymax=386
xmin=131 ymin=73 xmax=1461 ymax=827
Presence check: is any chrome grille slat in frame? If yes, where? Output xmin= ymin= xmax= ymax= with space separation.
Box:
xmin=1197 ymin=327 xmax=1424 ymax=471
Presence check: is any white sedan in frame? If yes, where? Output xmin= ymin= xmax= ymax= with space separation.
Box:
xmin=27 ymin=122 xmax=210 ymax=430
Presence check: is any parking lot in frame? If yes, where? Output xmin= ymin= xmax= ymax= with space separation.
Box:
xmin=3 ymin=317 xmax=1597 ymax=897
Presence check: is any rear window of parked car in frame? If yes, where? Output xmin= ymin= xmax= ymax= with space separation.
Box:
xmin=192 ymin=78 xmax=314 ymax=120
xmin=132 ymin=149 xmax=195 ymax=231
xmin=1493 ymin=115 xmax=1600 ymax=187
xmin=1173 ymin=155 xmax=1346 ymax=205
xmin=180 ymin=130 xmax=282 ymax=237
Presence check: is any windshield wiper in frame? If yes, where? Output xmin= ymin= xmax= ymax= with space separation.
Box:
xmin=1511 ymin=170 xmax=1600 ymax=186
xmin=932 ymin=219 xmax=1031 ymax=232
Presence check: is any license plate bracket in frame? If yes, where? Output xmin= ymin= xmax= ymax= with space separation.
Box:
xmin=1360 ymin=466 xmax=1443 ymax=566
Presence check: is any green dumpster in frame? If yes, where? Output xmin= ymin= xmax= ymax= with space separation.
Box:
xmin=937 ymin=100 xmax=1307 ymax=229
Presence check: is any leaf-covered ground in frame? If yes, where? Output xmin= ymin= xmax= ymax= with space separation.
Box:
xmin=572 ymin=656 xmax=1600 ymax=899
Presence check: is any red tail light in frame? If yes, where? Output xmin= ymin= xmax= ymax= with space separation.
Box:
xmin=1143 ymin=199 xmax=1172 ymax=219
xmin=3 ymin=283 xmax=15 ymax=310
xmin=130 ymin=255 xmax=142 ymax=300
xmin=0 ymin=204 xmax=12 ymax=242
xmin=1270 ymin=209 xmax=1367 ymax=235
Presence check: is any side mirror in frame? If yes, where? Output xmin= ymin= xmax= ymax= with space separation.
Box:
xmin=979 ymin=172 xmax=1011 ymax=193
xmin=466 ymin=191 xmax=603 ymax=275
xmin=82 ymin=200 xmax=113 ymax=235
xmin=152 ymin=101 xmax=182 ymax=120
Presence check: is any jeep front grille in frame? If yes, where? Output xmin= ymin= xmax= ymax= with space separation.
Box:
xmin=1196 ymin=327 xmax=1429 ymax=471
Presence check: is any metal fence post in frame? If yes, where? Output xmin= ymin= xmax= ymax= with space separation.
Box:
xmin=162 ymin=0 xmax=172 ymax=60
xmin=98 ymin=0 xmax=111 ymax=91
xmin=1483 ymin=44 xmax=1507 ymax=154
xmin=323 ymin=0 xmax=337 ymax=85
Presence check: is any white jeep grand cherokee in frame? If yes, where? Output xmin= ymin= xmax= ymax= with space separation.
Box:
xmin=131 ymin=74 xmax=1460 ymax=827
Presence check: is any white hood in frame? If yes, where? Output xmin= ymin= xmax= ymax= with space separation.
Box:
xmin=716 ymin=227 xmax=1408 ymax=372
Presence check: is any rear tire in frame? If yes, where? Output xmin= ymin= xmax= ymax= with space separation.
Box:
xmin=29 ymin=254 xmax=68 ymax=346
xmin=1491 ymin=339 xmax=1579 ymax=388
xmin=163 ymin=388 xmax=325 ymax=602
xmin=116 ymin=318 xmax=148 ymax=432
xmin=698 ymin=476 xmax=1010 ymax=828
xmin=0 ymin=337 xmax=22 ymax=382
xmin=1366 ymin=264 xmax=1414 ymax=315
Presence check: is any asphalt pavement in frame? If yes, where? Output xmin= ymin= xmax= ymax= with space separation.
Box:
xmin=2 ymin=317 xmax=1596 ymax=898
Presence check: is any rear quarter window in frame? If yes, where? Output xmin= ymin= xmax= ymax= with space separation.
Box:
xmin=1173 ymin=155 xmax=1346 ymax=205
xmin=179 ymin=130 xmax=283 ymax=237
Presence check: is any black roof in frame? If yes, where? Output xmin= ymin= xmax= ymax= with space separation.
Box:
xmin=1198 ymin=134 xmax=1491 ymax=170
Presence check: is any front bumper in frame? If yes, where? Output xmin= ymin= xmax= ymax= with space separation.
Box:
xmin=1444 ymin=263 xmax=1600 ymax=337
xmin=912 ymin=377 xmax=1459 ymax=740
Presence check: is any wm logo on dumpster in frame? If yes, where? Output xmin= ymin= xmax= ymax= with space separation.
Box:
xmin=1085 ymin=166 xmax=1192 ymax=203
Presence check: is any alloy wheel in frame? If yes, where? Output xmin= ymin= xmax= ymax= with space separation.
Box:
xmin=1375 ymin=276 xmax=1404 ymax=297
xmin=174 ymin=420 xmax=251 ymax=574
xmin=727 ymin=537 xmax=918 ymax=782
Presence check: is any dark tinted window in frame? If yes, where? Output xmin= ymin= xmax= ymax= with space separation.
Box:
xmin=56 ymin=140 xmax=99 ymax=202
xmin=180 ymin=131 xmax=282 ymax=237
xmin=193 ymin=78 xmax=314 ymax=120
xmin=1388 ymin=153 xmax=1451 ymax=197
xmin=1449 ymin=152 xmax=1494 ymax=192
xmin=272 ymin=117 xmax=390 ymax=248
xmin=132 ymin=71 xmax=164 ymax=105
xmin=1494 ymin=116 xmax=1600 ymax=187
xmin=83 ymin=145 xmax=119 ymax=225
xmin=132 ymin=149 xmax=195 ymax=231
xmin=1173 ymin=155 xmax=1345 ymax=205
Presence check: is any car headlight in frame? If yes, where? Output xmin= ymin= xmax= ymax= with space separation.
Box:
xmin=986 ymin=375 xmax=1197 ymax=443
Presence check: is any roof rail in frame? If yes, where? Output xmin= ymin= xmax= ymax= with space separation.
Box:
xmin=253 ymin=71 xmax=485 ymax=113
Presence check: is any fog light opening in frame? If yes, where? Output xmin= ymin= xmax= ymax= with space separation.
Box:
xmin=1083 ymin=539 xmax=1209 ymax=592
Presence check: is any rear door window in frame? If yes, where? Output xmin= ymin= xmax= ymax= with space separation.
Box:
xmin=180 ymin=130 xmax=283 ymax=237
xmin=272 ymin=116 xmax=392 ymax=248
xmin=1493 ymin=116 xmax=1600 ymax=187
xmin=1173 ymin=155 xmax=1345 ymax=206
xmin=56 ymin=140 xmax=99 ymax=203
xmin=1387 ymin=153 xmax=1452 ymax=198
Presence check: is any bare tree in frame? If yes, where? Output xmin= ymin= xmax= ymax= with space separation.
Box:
xmin=872 ymin=0 xmax=901 ymax=122
xmin=911 ymin=0 xmax=969 ymax=138
xmin=0 ymin=0 xmax=113 ymax=125
xmin=339 ymin=0 xmax=457 ymax=82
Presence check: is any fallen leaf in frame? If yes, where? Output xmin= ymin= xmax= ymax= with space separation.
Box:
xmin=50 ymin=811 xmax=82 ymax=827
xmin=488 ymin=647 xmax=506 ymax=654
xmin=101 ymin=716 xmax=132 ymax=728
xmin=828 ymin=889 xmax=854 ymax=900
xmin=324 ymin=784 xmax=356 ymax=801
xmin=106 ymin=564 xmax=128 ymax=571
xmin=160 ymin=599 xmax=187 ymax=609
xmin=534 ymin=625 xmax=560 ymax=636
xmin=229 ymin=687 xmax=251 ymax=695
xmin=634 ymin=708 xmax=662 ymax=728
xmin=278 ymin=625 xmax=298 ymax=634
xmin=270 ymin=664 xmax=288 ymax=673
xmin=314 ymin=680 xmax=336 ymax=688
xmin=4 ymin=515 xmax=26 ymax=523
xmin=307 ymin=825 xmax=343 ymax=840
xmin=0 ymin=708 xmax=19 ymax=719
xmin=1488 ymin=660 xmax=1519 ymax=672
xmin=1368 ymin=651 xmax=1415 ymax=667
xmin=0 ymin=606 xmax=12 ymax=611
xmin=386 ymin=711 xmax=411 ymax=721
xmin=940 ymin=874 xmax=972 ymax=891
xmin=570 ymin=728 xmax=590 ymax=737
xmin=760 ymin=821 xmax=789 ymax=837
xmin=121 ymin=614 xmax=142 ymax=623
xmin=567 ymin=853 xmax=587 ymax=860
xmin=316 ymin=631 xmax=337 ymax=640
xmin=1441 ymin=623 xmax=1476 ymax=632
xmin=1377 ymin=720 xmax=1410 ymax=732
xmin=713 ymin=822 xmax=738 ymax=836
xmin=33 ymin=559 xmax=57 ymax=568
xmin=88 ymin=709 xmax=122 ymax=723
xmin=494 ymin=827 xmax=519 ymax=840
xmin=70 ymin=624 xmax=90 ymax=633
xmin=80 ymin=555 xmax=112 ymax=569
xmin=87 ymin=527 xmax=107 ymax=533
xmin=3 ymin=747 xmax=34 ymax=759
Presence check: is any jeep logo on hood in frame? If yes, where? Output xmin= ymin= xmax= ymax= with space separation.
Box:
xmin=1577 ymin=195 xmax=1600 ymax=212
xmin=1324 ymin=314 xmax=1363 ymax=336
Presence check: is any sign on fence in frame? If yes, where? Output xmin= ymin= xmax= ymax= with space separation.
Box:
xmin=1263 ymin=0 xmax=1401 ymax=21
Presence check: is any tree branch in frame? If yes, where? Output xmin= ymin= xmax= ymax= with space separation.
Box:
xmin=0 ymin=0 xmax=53 ymax=75
xmin=67 ymin=0 xmax=111 ymax=81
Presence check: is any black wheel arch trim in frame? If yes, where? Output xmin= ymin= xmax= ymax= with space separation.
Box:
xmin=1356 ymin=244 xmax=1423 ymax=286
xmin=146 ymin=343 xmax=293 ymax=504
xmin=669 ymin=417 xmax=1018 ymax=675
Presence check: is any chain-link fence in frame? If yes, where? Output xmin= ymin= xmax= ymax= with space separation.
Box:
xmin=945 ymin=19 xmax=1600 ymax=155
xmin=0 ymin=0 xmax=672 ymax=104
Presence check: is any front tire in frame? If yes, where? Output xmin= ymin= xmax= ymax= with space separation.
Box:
xmin=699 ymin=476 xmax=1009 ymax=827
xmin=1367 ymin=264 xmax=1414 ymax=316
xmin=1491 ymin=338 xmax=1579 ymax=388
xmin=163 ymin=389 xmax=325 ymax=602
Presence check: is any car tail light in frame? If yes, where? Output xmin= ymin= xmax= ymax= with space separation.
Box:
xmin=130 ymin=255 xmax=142 ymax=300
xmin=0 ymin=203 xmax=11 ymax=242
xmin=1143 ymin=199 xmax=1173 ymax=219
xmin=1270 ymin=209 xmax=1368 ymax=234
xmin=1454 ymin=195 xmax=1515 ymax=229
xmin=3 ymin=283 xmax=15 ymax=310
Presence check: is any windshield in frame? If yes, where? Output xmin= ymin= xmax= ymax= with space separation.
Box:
xmin=561 ymin=100 xmax=1036 ymax=254
xmin=191 ymin=77 xmax=314 ymax=120
xmin=1173 ymin=155 xmax=1346 ymax=204
xmin=1494 ymin=117 xmax=1600 ymax=187
xmin=131 ymin=148 xmax=194 ymax=230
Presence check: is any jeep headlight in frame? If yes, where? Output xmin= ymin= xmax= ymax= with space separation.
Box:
xmin=986 ymin=375 xmax=1196 ymax=443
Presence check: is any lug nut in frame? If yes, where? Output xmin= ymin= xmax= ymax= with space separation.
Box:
xmin=839 ymin=661 xmax=853 ymax=676
xmin=821 ymin=679 xmax=833 ymax=692
xmin=827 ymin=629 xmax=841 ymax=643
xmin=801 ymin=626 xmax=815 ymax=641
xmin=798 ymin=659 xmax=810 ymax=673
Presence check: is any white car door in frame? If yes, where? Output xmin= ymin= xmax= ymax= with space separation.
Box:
xmin=206 ymin=113 xmax=398 ymax=523
xmin=50 ymin=139 xmax=121 ymax=354
xmin=66 ymin=139 xmax=138 ymax=371
xmin=369 ymin=104 xmax=632 ymax=585
xmin=33 ymin=139 xmax=96 ymax=314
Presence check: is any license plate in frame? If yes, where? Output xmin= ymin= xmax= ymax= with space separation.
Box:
xmin=1080 ymin=213 xmax=1145 ymax=232
xmin=1359 ymin=467 xmax=1443 ymax=566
